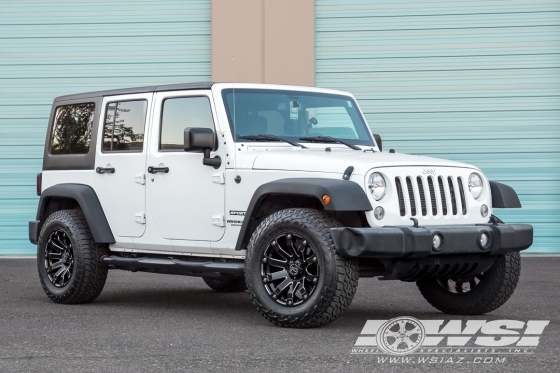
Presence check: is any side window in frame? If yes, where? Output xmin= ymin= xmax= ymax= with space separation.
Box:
xmin=50 ymin=103 xmax=95 ymax=154
xmin=103 ymin=100 xmax=147 ymax=152
xmin=160 ymin=96 xmax=215 ymax=151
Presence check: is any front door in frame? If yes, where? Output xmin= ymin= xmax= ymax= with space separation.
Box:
xmin=146 ymin=91 xmax=226 ymax=242
xmin=94 ymin=93 xmax=152 ymax=238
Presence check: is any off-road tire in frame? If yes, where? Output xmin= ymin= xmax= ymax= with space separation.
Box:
xmin=37 ymin=209 xmax=109 ymax=304
xmin=202 ymin=277 xmax=247 ymax=292
xmin=245 ymin=208 xmax=359 ymax=328
xmin=417 ymin=252 xmax=521 ymax=315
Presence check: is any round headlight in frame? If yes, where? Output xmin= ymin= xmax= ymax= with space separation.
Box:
xmin=368 ymin=172 xmax=386 ymax=201
xmin=468 ymin=173 xmax=483 ymax=199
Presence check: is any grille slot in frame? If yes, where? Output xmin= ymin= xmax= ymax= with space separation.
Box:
xmin=427 ymin=177 xmax=437 ymax=215
xmin=438 ymin=177 xmax=448 ymax=215
xmin=395 ymin=178 xmax=405 ymax=216
xmin=458 ymin=177 xmax=467 ymax=215
xmin=448 ymin=176 xmax=458 ymax=215
xmin=406 ymin=177 xmax=416 ymax=216
xmin=417 ymin=177 xmax=427 ymax=216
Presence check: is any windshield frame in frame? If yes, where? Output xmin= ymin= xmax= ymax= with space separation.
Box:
xmin=220 ymin=88 xmax=375 ymax=147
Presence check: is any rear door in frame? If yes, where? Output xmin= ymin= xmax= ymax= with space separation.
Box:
xmin=94 ymin=93 xmax=152 ymax=238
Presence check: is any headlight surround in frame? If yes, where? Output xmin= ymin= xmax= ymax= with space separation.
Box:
xmin=368 ymin=172 xmax=386 ymax=201
xmin=468 ymin=173 xmax=483 ymax=199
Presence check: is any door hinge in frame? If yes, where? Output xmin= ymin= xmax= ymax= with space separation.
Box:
xmin=135 ymin=212 xmax=146 ymax=224
xmin=212 ymin=172 xmax=225 ymax=184
xmin=135 ymin=173 xmax=146 ymax=185
xmin=212 ymin=214 xmax=225 ymax=227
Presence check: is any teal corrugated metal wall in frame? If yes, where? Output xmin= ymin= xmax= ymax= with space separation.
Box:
xmin=0 ymin=0 xmax=211 ymax=255
xmin=316 ymin=0 xmax=560 ymax=253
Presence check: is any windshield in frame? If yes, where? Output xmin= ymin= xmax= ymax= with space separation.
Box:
xmin=222 ymin=89 xmax=374 ymax=146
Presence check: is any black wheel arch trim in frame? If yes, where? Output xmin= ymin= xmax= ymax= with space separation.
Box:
xmin=31 ymin=184 xmax=115 ymax=244
xmin=234 ymin=178 xmax=372 ymax=251
xmin=489 ymin=181 xmax=521 ymax=208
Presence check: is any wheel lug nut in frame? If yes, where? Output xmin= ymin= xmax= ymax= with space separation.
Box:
xmin=303 ymin=294 xmax=308 ymax=299
xmin=287 ymin=301 xmax=292 ymax=305
xmin=287 ymin=234 xmax=292 ymax=239
xmin=312 ymin=257 xmax=317 ymax=262
xmin=262 ymin=257 xmax=267 ymax=263
xmin=271 ymin=241 xmax=277 ymax=246
xmin=313 ymin=278 xmax=317 ymax=283
xmin=263 ymin=278 xmax=268 ymax=283
xmin=272 ymin=294 xmax=277 ymax=299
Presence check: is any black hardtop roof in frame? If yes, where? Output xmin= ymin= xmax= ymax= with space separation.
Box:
xmin=54 ymin=82 xmax=215 ymax=102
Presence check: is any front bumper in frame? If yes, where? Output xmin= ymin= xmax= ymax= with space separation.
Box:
xmin=331 ymin=223 xmax=533 ymax=259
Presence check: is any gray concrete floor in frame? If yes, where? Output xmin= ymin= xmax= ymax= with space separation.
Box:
xmin=0 ymin=257 xmax=558 ymax=373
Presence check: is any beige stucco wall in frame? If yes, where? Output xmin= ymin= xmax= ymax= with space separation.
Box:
xmin=212 ymin=0 xmax=314 ymax=86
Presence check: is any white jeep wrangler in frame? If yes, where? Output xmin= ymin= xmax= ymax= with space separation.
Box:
xmin=29 ymin=83 xmax=532 ymax=327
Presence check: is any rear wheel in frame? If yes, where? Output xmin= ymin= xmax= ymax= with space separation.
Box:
xmin=37 ymin=209 xmax=109 ymax=304
xmin=417 ymin=252 xmax=521 ymax=315
xmin=202 ymin=277 xmax=247 ymax=292
xmin=245 ymin=208 xmax=359 ymax=328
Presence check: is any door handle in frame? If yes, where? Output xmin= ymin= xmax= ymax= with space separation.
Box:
xmin=96 ymin=167 xmax=115 ymax=174
xmin=148 ymin=166 xmax=169 ymax=174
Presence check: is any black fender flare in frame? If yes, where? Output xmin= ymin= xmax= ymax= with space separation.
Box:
xmin=34 ymin=184 xmax=115 ymax=244
xmin=235 ymin=178 xmax=372 ymax=251
xmin=489 ymin=181 xmax=522 ymax=208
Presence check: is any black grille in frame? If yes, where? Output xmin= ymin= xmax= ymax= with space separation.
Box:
xmin=394 ymin=175 xmax=467 ymax=217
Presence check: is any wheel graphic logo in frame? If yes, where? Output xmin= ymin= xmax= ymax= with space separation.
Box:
xmin=376 ymin=317 xmax=425 ymax=355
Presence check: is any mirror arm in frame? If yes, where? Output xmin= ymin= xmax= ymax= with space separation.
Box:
xmin=202 ymin=148 xmax=221 ymax=169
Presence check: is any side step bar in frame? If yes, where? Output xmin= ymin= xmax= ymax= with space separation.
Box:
xmin=101 ymin=255 xmax=245 ymax=279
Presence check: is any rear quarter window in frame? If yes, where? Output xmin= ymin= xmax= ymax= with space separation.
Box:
xmin=50 ymin=103 xmax=95 ymax=155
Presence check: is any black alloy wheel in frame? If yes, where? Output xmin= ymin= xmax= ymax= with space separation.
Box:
xmin=261 ymin=233 xmax=319 ymax=306
xmin=44 ymin=229 xmax=74 ymax=287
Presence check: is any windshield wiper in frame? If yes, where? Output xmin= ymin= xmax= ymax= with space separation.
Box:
xmin=238 ymin=134 xmax=307 ymax=148
xmin=298 ymin=136 xmax=361 ymax=150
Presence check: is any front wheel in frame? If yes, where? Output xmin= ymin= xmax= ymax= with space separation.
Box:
xmin=417 ymin=252 xmax=521 ymax=315
xmin=245 ymin=208 xmax=359 ymax=328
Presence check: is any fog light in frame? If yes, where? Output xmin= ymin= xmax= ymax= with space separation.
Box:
xmin=480 ymin=204 xmax=488 ymax=218
xmin=479 ymin=232 xmax=491 ymax=248
xmin=374 ymin=206 xmax=384 ymax=220
xmin=432 ymin=234 xmax=443 ymax=251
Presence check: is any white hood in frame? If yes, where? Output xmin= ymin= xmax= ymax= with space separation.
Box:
xmin=237 ymin=146 xmax=478 ymax=175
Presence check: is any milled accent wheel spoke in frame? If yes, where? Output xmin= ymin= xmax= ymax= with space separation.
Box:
xmin=285 ymin=234 xmax=299 ymax=258
xmin=286 ymin=283 xmax=295 ymax=304
xmin=273 ymin=278 xmax=293 ymax=296
xmin=52 ymin=235 xmax=69 ymax=250
xmin=48 ymin=240 xmax=65 ymax=252
xmin=267 ymin=257 xmax=289 ymax=269
xmin=386 ymin=331 xmax=401 ymax=338
xmin=46 ymin=252 xmax=62 ymax=260
xmin=272 ymin=241 xmax=292 ymax=261
xmin=53 ymin=266 xmax=67 ymax=281
xmin=270 ymin=269 xmax=289 ymax=281
xmin=398 ymin=320 xmax=407 ymax=333
xmin=47 ymin=260 xmax=64 ymax=273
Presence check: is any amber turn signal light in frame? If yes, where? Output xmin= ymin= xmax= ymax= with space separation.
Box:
xmin=322 ymin=194 xmax=331 ymax=204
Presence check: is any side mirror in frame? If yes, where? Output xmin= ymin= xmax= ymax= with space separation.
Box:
xmin=373 ymin=134 xmax=382 ymax=152
xmin=184 ymin=127 xmax=221 ymax=169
